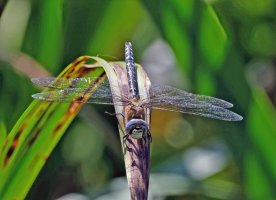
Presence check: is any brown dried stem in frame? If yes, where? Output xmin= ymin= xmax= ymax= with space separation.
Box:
xmin=86 ymin=58 xmax=151 ymax=199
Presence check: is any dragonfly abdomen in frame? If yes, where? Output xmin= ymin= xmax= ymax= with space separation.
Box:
xmin=125 ymin=42 xmax=139 ymax=99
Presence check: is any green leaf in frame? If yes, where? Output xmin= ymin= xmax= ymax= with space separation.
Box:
xmin=23 ymin=0 xmax=63 ymax=73
xmin=162 ymin=7 xmax=191 ymax=73
xmin=199 ymin=5 xmax=228 ymax=70
xmin=0 ymin=56 xmax=105 ymax=199
xmin=86 ymin=0 xmax=144 ymax=56
xmin=0 ymin=121 xmax=7 ymax=147
xmin=142 ymin=1 xmax=228 ymax=89
xmin=246 ymin=86 xmax=276 ymax=199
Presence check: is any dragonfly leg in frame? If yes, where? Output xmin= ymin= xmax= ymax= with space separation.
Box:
xmin=141 ymin=135 xmax=147 ymax=146
xmin=123 ymin=134 xmax=130 ymax=153
xmin=104 ymin=111 xmax=125 ymax=118
xmin=141 ymin=130 xmax=151 ymax=146
xmin=148 ymin=129 xmax=152 ymax=143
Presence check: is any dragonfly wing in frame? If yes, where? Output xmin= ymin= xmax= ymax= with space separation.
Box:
xmin=32 ymin=87 xmax=114 ymax=105
xmin=31 ymin=77 xmax=110 ymax=90
xmin=151 ymin=103 xmax=242 ymax=121
xmin=150 ymin=85 xmax=234 ymax=108
xmin=32 ymin=77 xmax=132 ymax=105
xmin=149 ymin=85 xmax=242 ymax=121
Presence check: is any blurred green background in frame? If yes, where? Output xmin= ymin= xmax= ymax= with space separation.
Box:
xmin=0 ymin=0 xmax=276 ymax=199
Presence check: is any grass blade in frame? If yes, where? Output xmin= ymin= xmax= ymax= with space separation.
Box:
xmin=0 ymin=56 xmax=106 ymax=199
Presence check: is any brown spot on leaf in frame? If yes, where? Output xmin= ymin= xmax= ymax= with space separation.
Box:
xmin=3 ymin=146 xmax=14 ymax=167
xmin=72 ymin=56 xmax=89 ymax=67
xmin=28 ymin=127 xmax=42 ymax=146
xmin=53 ymin=123 xmax=63 ymax=134
xmin=36 ymin=107 xmax=47 ymax=117
xmin=2 ymin=122 xmax=29 ymax=167
xmin=69 ymin=102 xmax=82 ymax=114
xmin=47 ymin=110 xmax=55 ymax=119
xmin=76 ymin=67 xmax=90 ymax=77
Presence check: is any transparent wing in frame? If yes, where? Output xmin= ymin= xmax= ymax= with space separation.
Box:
xmin=31 ymin=77 xmax=110 ymax=89
xmin=149 ymin=85 xmax=242 ymax=121
xmin=32 ymin=77 xmax=115 ymax=104
xmin=32 ymin=78 xmax=243 ymax=121
xmin=32 ymin=78 xmax=130 ymax=105
xmin=32 ymin=87 xmax=115 ymax=105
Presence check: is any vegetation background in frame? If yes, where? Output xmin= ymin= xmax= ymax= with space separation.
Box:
xmin=0 ymin=0 xmax=275 ymax=199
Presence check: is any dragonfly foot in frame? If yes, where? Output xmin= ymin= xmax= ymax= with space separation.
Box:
xmin=105 ymin=111 xmax=125 ymax=118
xmin=148 ymin=130 xmax=152 ymax=143
xmin=123 ymin=134 xmax=130 ymax=153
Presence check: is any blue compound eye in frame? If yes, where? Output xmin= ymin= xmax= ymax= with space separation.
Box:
xmin=125 ymin=119 xmax=148 ymax=139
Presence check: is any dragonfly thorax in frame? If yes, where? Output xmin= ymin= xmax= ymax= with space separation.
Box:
xmin=125 ymin=119 xmax=148 ymax=139
xmin=125 ymin=104 xmax=145 ymax=120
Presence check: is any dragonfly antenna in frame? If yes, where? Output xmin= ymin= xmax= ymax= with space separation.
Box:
xmin=125 ymin=42 xmax=139 ymax=99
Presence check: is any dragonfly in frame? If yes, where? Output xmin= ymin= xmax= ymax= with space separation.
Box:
xmin=32 ymin=42 xmax=242 ymax=146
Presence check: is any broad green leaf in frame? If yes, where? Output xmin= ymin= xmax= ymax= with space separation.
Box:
xmin=199 ymin=5 xmax=228 ymax=70
xmin=36 ymin=0 xmax=63 ymax=73
xmin=245 ymin=150 xmax=274 ymax=200
xmin=23 ymin=0 xmax=63 ymax=73
xmin=246 ymin=86 xmax=276 ymax=199
xmin=86 ymin=0 xmax=144 ymax=56
xmin=195 ymin=67 xmax=216 ymax=95
xmin=162 ymin=7 xmax=191 ymax=74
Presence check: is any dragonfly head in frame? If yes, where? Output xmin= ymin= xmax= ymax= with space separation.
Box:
xmin=125 ymin=119 xmax=148 ymax=140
